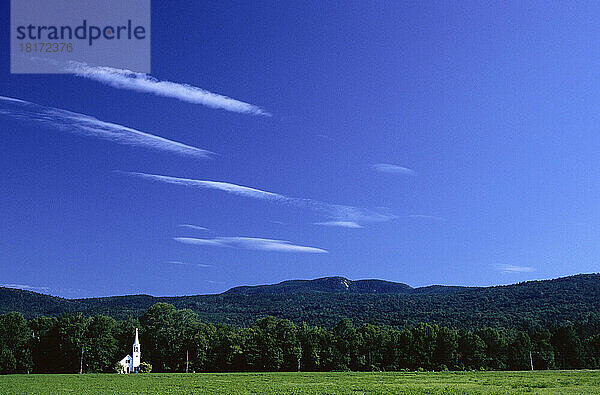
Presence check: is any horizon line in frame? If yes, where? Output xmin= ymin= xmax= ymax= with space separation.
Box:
xmin=1 ymin=272 xmax=594 ymax=300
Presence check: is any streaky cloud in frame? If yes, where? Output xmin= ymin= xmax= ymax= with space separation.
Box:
xmin=166 ymin=260 xmax=212 ymax=268
xmin=121 ymin=172 xmax=285 ymax=200
xmin=320 ymin=203 xmax=396 ymax=225
xmin=495 ymin=264 xmax=534 ymax=274
xmin=1 ymin=283 xmax=51 ymax=291
xmin=371 ymin=163 xmax=416 ymax=175
xmin=178 ymin=224 xmax=210 ymax=231
xmin=121 ymin=172 xmax=396 ymax=225
xmin=0 ymin=96 xmax=214 ymax=159
xmin=174 ymin=237 xmax=327 ymax=254
xmin=269 ymin=220 xmax=288 ymax=225
xmin=66 ymin=61 xmax=271 ymax=116
xmin=314 ymin=221 xmax=363 ymax=229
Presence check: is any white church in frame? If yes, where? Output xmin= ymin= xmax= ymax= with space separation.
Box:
xmin=117 ymin=328 xmax=141 ymax=374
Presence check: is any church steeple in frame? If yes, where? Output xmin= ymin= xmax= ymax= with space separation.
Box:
xmin=132 ymin=328 xmax=141 ymax=372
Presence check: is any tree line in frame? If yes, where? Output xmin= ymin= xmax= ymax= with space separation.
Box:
xmin=3 ymin=274 xmax=600 ymax=329
xmin=1 ymin=302 xmax=599 ymax=374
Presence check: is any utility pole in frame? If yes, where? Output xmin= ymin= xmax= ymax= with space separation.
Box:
xmin=79 ymin=315 xmax=88 ymax=374
xmin=529 ymin=351 xmax=534 ymax=371
xmin=186 ymin=349 xmax=189 ymax=373
xmin=297 ymin=341 xmax=301 ymax=372
xmin=80 ymin=346 xmax=84 ymax=374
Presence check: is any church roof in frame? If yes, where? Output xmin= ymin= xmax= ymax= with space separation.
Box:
xmin=119 ymin=355 xmax=132 ymax=364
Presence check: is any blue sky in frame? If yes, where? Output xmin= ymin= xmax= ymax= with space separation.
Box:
xmin=2 ymin=1 xmax=600 ymax=297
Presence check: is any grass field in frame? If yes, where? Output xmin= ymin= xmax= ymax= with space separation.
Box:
xmin=0 ymin=371 xmax=598 ymax=394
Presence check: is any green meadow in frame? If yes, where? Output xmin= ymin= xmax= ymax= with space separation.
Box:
xmin=0 ymin=371 xmax=598 ymax=394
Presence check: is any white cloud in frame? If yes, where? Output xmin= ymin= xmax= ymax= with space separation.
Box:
xmin=166 ymin=261 xmax=212 ymax=268
xmin=371 ymin=164 xmax=415 ymax=175
xmin=174 ymin=237 xmax=327 ymax=254
xmin=65 ymin=61 xmax=271 ymax=116
xmin=314 ymin=221 xmax=363 ymax=228
xmin=121 ymin=172 xmax=284 ymax=200
xmin=1 ymin=283 xmax=51 ymax=291
xmin=178 ymin=224 xmax=209 ymax=231
xmin=0 ymin=96 xmax=214 ymax=159
xmin=269 ymin=220 xmax=288 ymax=225
xmin=495 ymin=264 xmax=535 ymax=274
xmin=321 ymin=204 xmax=396 ymax=224
xmin=122 ymin=172 xmax=396 ymax=226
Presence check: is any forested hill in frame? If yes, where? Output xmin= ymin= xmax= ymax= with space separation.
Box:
xmin=1 ymin=274 xmax=599 ymax=329
xmin=223 ymin=276 xmax=473 ymax=295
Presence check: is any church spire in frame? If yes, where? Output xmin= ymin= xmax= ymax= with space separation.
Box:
xmin=131 ymin=328 xmax=141 ymax=372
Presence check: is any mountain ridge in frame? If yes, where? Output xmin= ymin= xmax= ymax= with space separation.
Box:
xmin=1 ymin=274 xmax=573 ymax=299
xmin=223 ymin=276 xmax=467 ymax=295
xmin=1 ymin=273 xmax=599 ymax=329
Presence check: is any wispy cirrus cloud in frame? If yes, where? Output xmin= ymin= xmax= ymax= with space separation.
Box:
xmin=495 ymin=264 xmax=534 ymax=274
xmin=65 ymin=61 xmax=271 ymax=116
xmin=174 ymin=237 xmax=327 ymax=254
xmin=178 ymin=224 xmax=210 ymax=231
xmin=269 ymin=220 xmax=288 ymax=225
xmin=166 ymin=261 xmax=212 ymax=268
xmin=121 ymin=172 xmax=396 ymax=226
xmin=314 ymin=221 xmax=363 ymax=229
xmin=121 ymin=172 xmax=285 ymax=200
xmin=1 ymin=283 xmax=51 ymax=291
xmin=321 ymin=204 xmax=396 ymax=225
xmin=371 ymin=163 xmax=415 ymax=175
xmin=0 ymin=96 xmax=214 ymax=159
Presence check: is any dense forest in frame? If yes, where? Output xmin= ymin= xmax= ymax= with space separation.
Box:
xmin=0 ymin=302 xmax=599 ymax=374
xmin=0 ymin=274 xmax=599 ymax=329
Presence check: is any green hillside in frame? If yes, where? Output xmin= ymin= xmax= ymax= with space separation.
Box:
xmin=1 ymin=274 xmax=599 ymax=329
